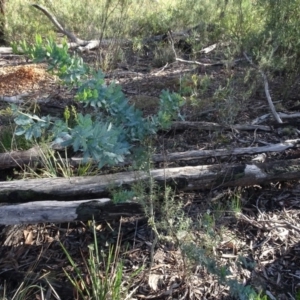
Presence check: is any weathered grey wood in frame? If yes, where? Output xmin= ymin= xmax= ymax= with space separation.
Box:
xmin=152 ymin=139 xmax=300 ymax=162
xmin=0 ymin=46 xmax=12 ymax=53
xmin=171 ymin=121 xmax=272 ymax=132
xmin=1 ymin=158 xmax=300 ymax=202
xmin=0 ymin=146 xmax=42 ymax=169
xmin=1 ymin=139 xmax=298 ymax=170
xmin=253 ymin=112 xmax=300 ymax=125
xmin=244 ymin=52 xmax=283 ymax=124
xmin=31 ymin=4 xmax=86 ymax=45
xmin=0 ymin=199 xmax=143 ymax=225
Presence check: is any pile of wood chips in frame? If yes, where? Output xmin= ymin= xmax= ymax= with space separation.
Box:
xmin=0 ymin=64 xmax=55 ymax=96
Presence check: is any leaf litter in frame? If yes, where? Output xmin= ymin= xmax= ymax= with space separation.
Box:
xmin=1 ymin=49 xmax=300 ymax=299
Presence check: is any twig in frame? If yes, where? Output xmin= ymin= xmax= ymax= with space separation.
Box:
xmin=154 ymin=62 xmax=170 ymax=75
xmin=200 ymin=43 xmax=217 ymax=54
xmin=265 ymin=291 xmax=277 ymax=300
xmin=243 ymin=52 xmax=283 ymax=124
xmin=167 ymin=30 xmax=178 ymax=58
xmin=175 ymin=56 xmax=224 ymax=67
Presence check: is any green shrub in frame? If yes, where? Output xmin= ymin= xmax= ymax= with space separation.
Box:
xmin=12 ymin=36 xmax=185 ymax=169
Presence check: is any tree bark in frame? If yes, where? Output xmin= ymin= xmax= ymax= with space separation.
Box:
xmin=0 ymin=199 xmax=144 ymax=225
xmin=0 ymin=146 xmax=42 ymax=169
xmin=0 ymin=0 xmax=5 ymax=45
xmin=1 ymin=158 xmax=300 ymax=202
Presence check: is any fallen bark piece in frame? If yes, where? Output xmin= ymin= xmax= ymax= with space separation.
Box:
xmin=0 ymin=199 xmax=143 ymax=225
xmin=1 ymin=158 xmax=300 ymax=202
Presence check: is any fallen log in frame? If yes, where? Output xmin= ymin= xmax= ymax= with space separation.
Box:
xmin=1 ymin=158 xmax=300 ymax=202
xmin=0 ymin=46 xmax=12 ymax=53
xmin=171 ymin=121 xmax=272 ymax=132
xmin=1 ymin=139 xmax=299 ymax=170
xmin=152 ymin=139 xmax=300 ymax=162
xmin=0 ymin=198 xmax=143 ymax=225
xmin=253 ymin=112 xmax=300 ymax=125
xmin=0 ymin=146 xmax=42 ymax=169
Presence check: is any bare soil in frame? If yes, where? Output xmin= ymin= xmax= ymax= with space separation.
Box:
xmin=1 ymin=47 xmax=300 ymax=299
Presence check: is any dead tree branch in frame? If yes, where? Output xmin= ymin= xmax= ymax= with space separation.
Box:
xmin=243 ymin=52 xmax=283 ymax=124
xmin=25 ymin=4 xmax=130 ymax=52
xmin=31 ymin=4 xmax=87 ymax=45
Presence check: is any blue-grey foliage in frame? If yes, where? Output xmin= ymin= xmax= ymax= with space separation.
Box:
xmin=12 ymin=36 xmax=185 ymax=169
